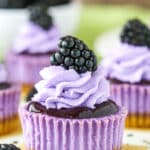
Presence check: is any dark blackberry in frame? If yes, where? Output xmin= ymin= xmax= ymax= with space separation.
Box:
xmin=0 ymin=0 xmax=27 ymax=8
xmin=121 ymin=19 xmax=150 ymax=46
xmin=0 ymin=144 xmax=20 ymax=150
xmin=29 ymin=4 xmax=53 ymax=30
xmin=26 ymin=87 xmax=37 ymax=102
xmin=50 ymin=36 xmax=97 ymax=74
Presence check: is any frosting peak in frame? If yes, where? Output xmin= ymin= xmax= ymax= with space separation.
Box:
xmin=102 ymin=43 xmax=150 ymax=83
xmin=33 ymin=66 xmax=110 ymax=109
xmin=12 ymin=22 xmax=61 ymax=54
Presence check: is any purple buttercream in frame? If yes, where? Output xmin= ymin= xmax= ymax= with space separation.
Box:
xmin=102 ymin=43 xmax=150 ymax=83
xmin=12 ymin=22 xmax=61 ymax=54
xmin=33 ymin=66 xmax=110 ymax=109
xmin=0 ymin=64 xmax=7 ymax=82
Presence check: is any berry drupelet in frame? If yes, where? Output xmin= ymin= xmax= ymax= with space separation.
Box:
xmin=0 ymin=144 xmax=20 ymax=150
xmin=121 ymin=19 xmax=150 ymax=47
xmin=50 ymin=36 xmax=98 ymax=74
xmin=29 ymin=4 xmax=53 ymax=30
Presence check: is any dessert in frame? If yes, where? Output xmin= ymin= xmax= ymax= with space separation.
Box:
xmin=0 ymin=64 xmax=21 ymax=135
xmin=19 ymin=36 xmax=127 ymax=150
xmin=6 ymin=5 xmax=61 ymax=97
xmin=102 ymin=19 xmax=150 ymax=128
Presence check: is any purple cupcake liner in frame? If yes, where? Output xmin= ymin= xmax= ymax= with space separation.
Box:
xmin=0 ymin=85 xmax=21 ymax=119
xmin=0 ymin=85 xmax=21 ymax=134
xmin=6 ymin=52 xmax=52 ymax=84
xmin=110 ymin=82 xmax=150 ymax=127
xmin=19 ymin=106 xmax=127 ymax=150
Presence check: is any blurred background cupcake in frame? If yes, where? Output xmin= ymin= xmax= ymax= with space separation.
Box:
xmin=0 ymin=0 xmax=81 ymax=57
xmin=0 ymin=63 xmax=21 ymax=135
xmin=101 ymin=19 xmax=150 ymax=128
xmin=6 ymin=4 xmax=61 ymax=98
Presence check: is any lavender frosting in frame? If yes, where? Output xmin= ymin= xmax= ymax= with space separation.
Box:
xmin=0 ymin=64 xmax=7 ymax=82
xmin=12 ymin=22 xmax=61 ymax=54
xmin=102 ymin=43 xmax=150 ymax=83
xmin=33 ymin=66 xmax=110 ymax=109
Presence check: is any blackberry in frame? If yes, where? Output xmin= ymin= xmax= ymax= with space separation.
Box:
xmin=0 ymin=144 xmax=20 ymax=150
xmin=50 ymin=36 xmax=97 ymax=74
xmin=29 ymin=4 xmax=53 ymax=30
xmin=0 ymin=0 xmax=27 ymax=8
xmin=26 ymin=87 xmax=37 ymax=102
xmin=121 ymin=19 xmax=150 ymax=46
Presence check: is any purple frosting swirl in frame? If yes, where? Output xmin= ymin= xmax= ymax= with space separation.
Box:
xmin=102 ymin=43 xmax=150 ymax=83
xmin=33 ymin=66 xmax=110 ymax=109
xmin=0 ymin=64 xmax=7 ymax=82
xmin=12 ymin=22 xmax=61 ymax=54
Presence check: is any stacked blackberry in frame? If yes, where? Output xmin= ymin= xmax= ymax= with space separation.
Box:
xmin=29 ymin=4 xmax=53 ymax=30
xmin=50 ymin=36 xmax=98 ymax=74
xmin=121 ymin=19 xmax=150 ymax=48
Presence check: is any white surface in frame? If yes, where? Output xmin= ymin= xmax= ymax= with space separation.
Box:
xmin=0 ymin=1 xmax=81 ymax=56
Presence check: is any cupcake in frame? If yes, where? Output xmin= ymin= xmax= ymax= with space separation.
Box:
xmin=6 ymin=5 xmax=61 ymax=96
xmin=101 ymin=19 xmax=150 ymax=128
xmin=0 ymin=63 xmax=21 ymax=135
xmin=19 ymin=36 xmax=127 ymax=150
xmin=0 ymin=0 xmax=81 ymax=55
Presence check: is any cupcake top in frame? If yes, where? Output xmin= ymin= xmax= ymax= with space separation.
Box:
xmin=102 ymin=19 xmax=150 ymax=83
xmin=27 ymin=36 xmax=119 ymax=119
xmin=12 ymin=5 xmax=61 ymax=54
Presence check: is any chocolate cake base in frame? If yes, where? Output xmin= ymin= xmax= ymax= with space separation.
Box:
xmin=27 ymin=100 xmax=119 ymax=119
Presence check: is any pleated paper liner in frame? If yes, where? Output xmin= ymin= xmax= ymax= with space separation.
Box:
xmin=19 ymin=106 xmax=127 ymax=150
xmin=110 ymin=82 xmax=150 ymax=128
xmin=0 ymin=85 xmax=21 ymax=135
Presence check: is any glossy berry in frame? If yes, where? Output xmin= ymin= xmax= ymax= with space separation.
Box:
xmin=50 ymin=36 xmax=98 ymax=73
xmin=121 ymin=19 xmax=150 ymax=47
xmin=29 ymin=4 xmax=53 ymax=30
xmin=0 ymin=144 xmax=20 ymax=150
xmin=64 ymin=57 xmax=73 ymax=66
xmin=60 ymin=48 xmax=70 ymax=56
xmin=71 ymin=49 xmax=81 ymax=58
